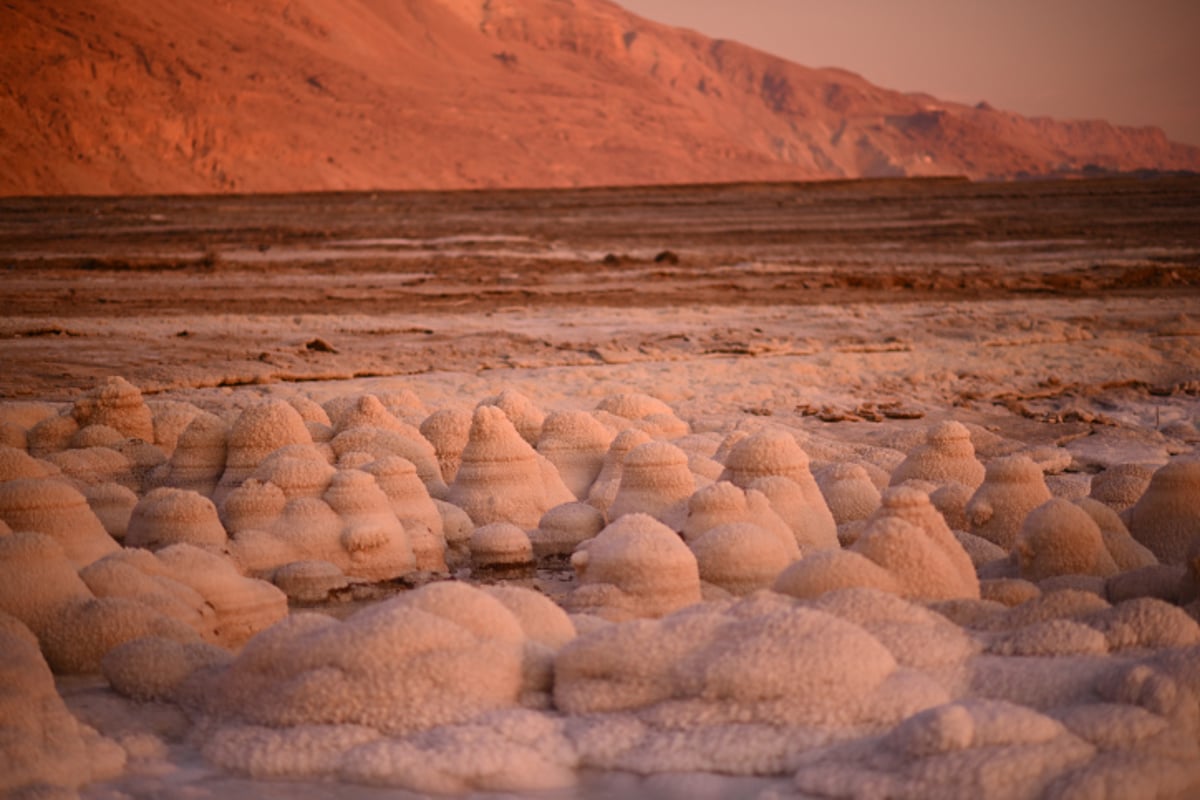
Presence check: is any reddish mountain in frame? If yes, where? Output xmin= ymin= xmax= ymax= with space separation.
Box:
xmin=3 ymin=0 xmax=1198 ymax=195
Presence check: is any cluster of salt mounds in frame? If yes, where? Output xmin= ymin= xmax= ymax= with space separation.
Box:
xmin=2 ymin=378 xmax=1200 ymax=797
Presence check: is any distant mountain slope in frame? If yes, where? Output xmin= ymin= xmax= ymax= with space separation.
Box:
xmin=2 ymin=0 xmax=1198 ymax=195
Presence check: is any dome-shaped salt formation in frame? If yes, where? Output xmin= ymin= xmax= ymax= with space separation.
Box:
xmin=1126 ymin=458 xmax=1200 ymax=564
xmin=930 ymin=481 xmax=974 ymax=531
xmin=966 ymin=454 xmax=1052 ymax=550
xmin=155 ymin=544 xmax=287 ymax=648
xmin=323 ymin=469 xmax=418 ymax=581
xmin=70 ymin=423 xmax=125 ymax=449
xmin=817 ymin=462 xmax=883 ymax=525
xmin=530 ymin=502 xmax=605 ymax=561
xmin=287 ymin=394 xmax=333 ymax=427
xmin=0 ymin=614 xmax=127 ymax=796
xmin=79 ymin=548 xmax=217 ymax=639
xmin=1089 ymin=462 xmax=1155 ymax=512
xmin=773 ymin=549 xmax=903 ymax=599
xmin=193 ymin=582 xmax=531 ymax=735
xmin=71 ymin=376 xmax=155 ymax=442
xmin=890 ymin=420 xmax=986 ymax=489
xmin=251 ymin=446 xmax=336 ymax=499
xmin=536 ymin=410 xmax=614 ymax=499
xmin=595 ymin=392 xmax=675 ymax=424
xmin=720 ymin=429 xmax=838 ymax=546
xmin=0 ymin=443 xmax=58 ymax=481
xmin=125 ymin=487 xmax=228 ymax=552
xmin=680 ymin=481 xmax=798 ymax=557
xmin=147 ymin=399 xmax=203 ymax=456
xmin=420 ymin=407 xmax=472 ymax=483
xmin=1014 ymin=499 xmax=1120 ymax=583
xmin=565 ymin=513 xmax=702 ymax=621
xmin=690 ymin=521 xmax=794 ymax=596
xmin=479 ymin=388 xmax=546 ymax=446
xmin=220 ymin=478 xmax=288 ymax=534
xmin=215 ymin=399 xmax=314 ymax=504
xmin=607 ymin=440 xmax=694 ymax=526
xmin=102 ymin=635 xmax=232 ymax=703
xmin=0 ymin=421 xmax=23 ymax=449
xmin=0 ymin=531 xmax=93 ymax=637
xmin=84 ymin=481 xmax=139 ymax=540
xmin=470 ymin=522 xmax=536 ymax=579
xmin=271 ymin=559 xmax=352 ymax=604
xmin=448 ymin=405 xmax=572 ymax=529
xmin=26 ymin=412 xmax=79 ymax=457
xmin=330 ymin=394 xmax=413 ymax=437
xmin=435 ymin=498 xmax=475 ymax=569
xmin=1073 ymin=497 xmax=1158 ymax=571
xmin=748 ymin=474 xmax=842 ymax=553
xmin=0 ymin=477 xmax=118 ymax=567
xmin=862 ymin=485 xmax=979 ymax=598
xmin=43 ymin=445 xmax=133 ymax=488
xmin=161 ymin=411 xmax=229 ymax=495
xmin=330 ymin=426 xmax=448 ymax=498
xmin=585 ymin=427 xmax=653 ymax=515
xmin=362 ymin=456 xmax=446 ymax=572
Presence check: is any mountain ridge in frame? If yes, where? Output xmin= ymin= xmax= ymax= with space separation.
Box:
xmin=2 ymin=0 xmax=1198 ymax=195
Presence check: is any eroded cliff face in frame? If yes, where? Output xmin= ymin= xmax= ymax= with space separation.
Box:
xmin=3 ymin=0 xmax=1198 ymax=196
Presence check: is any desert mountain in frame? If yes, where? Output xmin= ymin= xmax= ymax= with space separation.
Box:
xmin=3 ymin=0 xmax=1198 ymax=195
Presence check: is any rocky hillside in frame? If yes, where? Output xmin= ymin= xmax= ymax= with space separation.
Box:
xmin=3 ymin=0 xmax=1198 ymax=195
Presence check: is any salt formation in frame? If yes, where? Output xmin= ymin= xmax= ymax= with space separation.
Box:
xmin=362 ymin=456 xmax=446 ymax=572
xmin=537 ymin=410 xmax=614 ymax=499
xmin=690 ymin=522 xmax=794 ymax=596
xmin=215 ymin=400 xmax=313 ymax=503
xmin=146 ymin=398 xmax=204 ymax=456
xmin=470 ymin=522 xmax=535 ymax=579
xmin=1089 ymin=462 xmax=1155 ymax=512
xmin=585 ymin=428 xmax=653 ymax=515
xmin=774 ymin=549 xmax=903 ymax=599
xmin=1073 ymin=497 xmax=1158 ymax=572
xmin=419 ymin=406 xmax=472 ymax=483
xmin=251 ymin=446 xmax=336 ymax=499
xmin=530 ymin=502 xmax=606 ymax=561
xmin=159 ymin=411 xmax=229 ymax=495
xmin=565 ymin=513 xmax=702 ymax=621
xmin=890 ymin=420 xmax=985 ymax=488
xmin=448 ymin=405 xmax=573 ymax=529
xmin=966 ymin=454 xmax=1052 ymax=550
xmin=480 ymin=388 xmax=546 ymax=446
xmin=1014 ymin=499 xmax=1120 ymax=582
xmin=71 ymin=376 xmax=155 ymax=442
xmin=0 ymin=614 xmax=126 ymax=796
xmin=719 ymin=428 xmax=838 ymax=548
xmin=125 ymin=487 xmax=227 ymax=551
xmin=71 ymin=423 xmax=125 ymax=449
xmin=0 ymin=444 xmax=59 ymax=481
xmin=1126 ymin=457 xmax=1200 ymax=564
xmin=27 ymin=411 xmax=79 ymax=457
xmin=84 ymin=481 xmax=139 ymax=540
xmin=750 ymin=474 xmax=843 ymax=553
xmin=0 ymin=477 xmax=118 ymax=567
xmin=680 ymin=481 xmax=798 ymax=558
xmin=318 ymin=469 xmax=418 ymax=581
xmin=608 ymin=440 xmax=695 ymax=526
xmin=270 ymin=559 xmax=352 ymax=604
xmin=594 ymin=392 xmax=688 ymax=438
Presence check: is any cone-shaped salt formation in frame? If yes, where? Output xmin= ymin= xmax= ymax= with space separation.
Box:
xmin=0 ymin=444 xmax=58 ymax=482
xmin=147 ymin=399 xmax=204 ymax=456
xmin=70 ymin=423 xmax=125 ymax=449
xmin=79 ymin=548 xmax=217 ymax=640
xmin=1126 ymin=458 xmax=1200 ymax=564
xmin=586 ymin=428 xmax=653 ymax=515
xmin=219 ymin=478 xmax=287 ymax=534
xmin=71 ymin=376 xmax=154 ymax=442
xmin=1014 ymin=499 xmax=1119 ymax=582
xmin=26 ymin=412 xmax=78 ymax=458
xmin=720 ymin=429 xmax=837 ymax=547
xmin=420 ymin=407 xmax=472 ymax=483
xmin=1073 ymin=497 xmax=1157 ymax=571
xmin=1089 ymin=462 xmax=1155 ymax=512
xmin=480 ymin=388 xmax=546 ymax=446
xmin=0 ymin=531 xmax=93 ymax=638
xmin=607 ymin=440 xmax=694 ymax=525
xmin=470 ymin=522 xmax=535 ymax=580
xmin=331 ymin=394 xmax=411 ymax=436
xmin=43 ymin=445 xmax=132 ymax=488
xmin=323 ymin=469 xmax=417 ymax=582
xmin=125 ymin=487 xmax=227 ymax=552
xmin=750 ymin=475 xmax=841 ymax=554
xmin=84 ymin=482 xmax=138 ymax=540
xmin=564 ymin=513 xmax=702 ymax=621
xmin=773 ymin=549 xmax=904 ymax=600
xmin=818 ymin=462 xmax=883 ymax=525
xmin=690 ymin=521 xmax=794 ymax=596
xmin=966 ymin=454 xmax=1052 ymax=550
xmin=0 ymin=477 xmax=118 ymax=567
xmin=890 ymin=420 xmax=985 ymax=489
xmin=537 ymin=410 xmax=614 ymax=499
xmin=161 ymin=411 xmax=228 ymax=496
xmin=448 ymin=406 xmax=564 ymax=529
xmin=251 ymin=446 xmax=336 ymax=499
xmin=216 ymin=400 xmax=313 ymax=503
xmin=363 ymin=456 xmax=446 ymax=572
xmin=680 ymin=480 xmax=798 ymax=558
xmin=330 ymin=427 xmax=448 ymax=498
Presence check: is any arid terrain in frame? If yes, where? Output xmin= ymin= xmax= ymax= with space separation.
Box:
xmin=2 ymin=177 xmax=1200 ymax=798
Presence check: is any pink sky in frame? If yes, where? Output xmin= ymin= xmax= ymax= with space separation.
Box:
xmin=620 ymin=0 xmax=1200 ymax=147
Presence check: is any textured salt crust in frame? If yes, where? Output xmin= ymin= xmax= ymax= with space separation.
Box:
xmin=0 ymin=373 xmax=1198 ymax=799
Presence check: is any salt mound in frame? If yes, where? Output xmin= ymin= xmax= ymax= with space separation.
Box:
xmin=966 ymin=454 xmax=1052 ymax=550
xmin=0 ymin=613 xmax=126 ymax=795
xmin=853 ymin=517 xmax=979 ymax=602
xmin=595 ymin=392 xmax=676 ymax=426
xmin=531 ymin=502 xmax=605 ymax=561
xmin=419 ymin=407 xmax=472 ymax=483
xmin=1126 ymin=457 xmax=1200 ymax=564
xmin=216 ymin=400 xmax=313 ymax=503
xmin=362 ymin=455 xmax=446 ymax=572
xmin=43 ymin=444 xmax=135 ymax=488
xmin=146 ymin=398 xmax=204 ymax=456
xmin=71 ymin=376 xmax=154 ymax=442
xmin=27 ymin=412 xmax=79 ymax=457
xmin=680 ymin=481 xmax=798 ymax=558
xmin=330 ymin=394 xmax=412 ymax=436
xmin=690 ymin=522 xmax=794 ymax=596
xmin=565 ymin=513 xmax=702 ymax=621
xmin=1015 ymin=499 xmax=1119 ymax=582
xmin=71 ymin=423 xmax=126 ymax=449
xmin=864 ymin=485 xmax=979 ymax=599
xmin=773 ymin=549 xmax=902 ymax=600
xmin=80 ymin=548 xmax=218 ymax=639
xmin=1089 ymin=462 xmax=1155 ymax=512
xmin=271 ymin=559 xmax=352 ymax=604
xmin=607 ymin=440 xmax=694 ymax=526
xmin=0 ymin=477 xmax=118 ymax=567
xmin=125 ymin=487 xmax=227 ymax=551
xmin=322 ymin=469 xmax=418 ymax=581
xmin=470 ymin=522 xmax=535 ymax=579
xmin=0 ymin=444 xmax=58 ymax=481
xmin=537 ymin=410 xmax=614 ymax=499
xmin=252 ymin=447 xmax=336 ymax=499
xmin=890 ymin=420 xmax=985 ymax=489
xmin=448 ymin=405 xmax=572 ymax=529
xmin=220 ymin=477 xmax=288 ymax=534
xmin=84 ymin=481 xmax=139 ymax=540
xmin=0 ymin=531 xmax=93 ymax=637
xmin=102 ymin=636 xmax=232 ymax=703
xmin=1074 ymin=497 xmax=1157 ymax=572
xmin=479 ymin=387 xmax=546 ymax=446
xmin=750 ymin=475 xmax=841 ymax=553
xmin=817 ymin=462 xmax=882 ymax=525
xmin=585 ymin=428 xmax=652 ymax=515
xmin=160 ymin=411 xmax=228 ymax=495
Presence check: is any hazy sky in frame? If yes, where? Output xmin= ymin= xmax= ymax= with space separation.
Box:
xmin=619 ymin=0 xmax=1200 ymax=146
